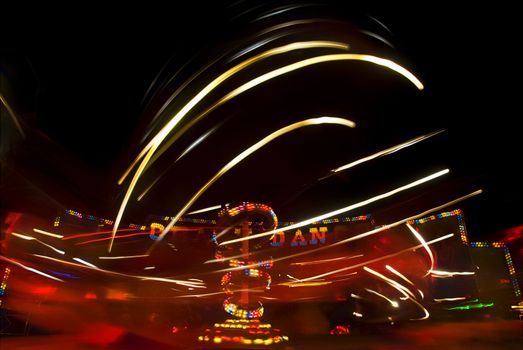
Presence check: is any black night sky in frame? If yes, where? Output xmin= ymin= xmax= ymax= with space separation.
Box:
xmin=1 ymin=1 xmax=522 ymax=245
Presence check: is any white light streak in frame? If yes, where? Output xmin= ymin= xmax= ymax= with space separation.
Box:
xmin=406 ymin=224 xmax=434 ymax=277
xmin=385 ymin=265 xmax=415 ymax=286
xmin=73 ymin=257 xmax=98 ymax=269
xmin=12 ymin=232 xmax=65 ymax=255
xmin=98 ymin=254 xmax=150 ymax=260
xmin=332 ymin=129 xmax=444 ymax=173
xmin=187 ymin=205 xmax=224 ymax=215
xmin=0 ymin=255 xmax=64 ymax=282
xmin=434 ymin=297 xmax=468 ymax=302
xmin=365 ymin=288 xmax=399 ymax=307
xmin=430 ymin=270 xmax=475 ymax=277
xmin=220 ymin=169 xmax=450 ymax=246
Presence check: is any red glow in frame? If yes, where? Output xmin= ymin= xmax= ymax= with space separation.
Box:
xmin=84 ymin=292 xmax=97 ymax=299
xmin=330 ymin=325 xmax=350 ymax=335
xmin=31 ymin=286 xmax=57 ymax=295
xmin=501 ymin=225 xmax=523 ymax=242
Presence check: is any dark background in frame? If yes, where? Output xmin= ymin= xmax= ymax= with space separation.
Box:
xmin=1 ymin=1 xmax=521 ymax=244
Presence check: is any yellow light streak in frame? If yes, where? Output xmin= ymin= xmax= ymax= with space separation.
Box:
xmin=219 ymin=169 xmax=449 ymax=246
xmin=111 ymin=43 xmax=423 ymax=253
xmin=0 ymin=93 xmax=25 ymax=138
xmin=33 ymin=228 xmax=64 ymax=239
xmin=187 ymin=205 xmax=223 ymax=215
xmin=12 ymin=232 xmax=65 ymax=255
xmin=149 ymin=117 xmax=355 ymax=251
xmin=118 ymin=41 xmax=349 ymax=185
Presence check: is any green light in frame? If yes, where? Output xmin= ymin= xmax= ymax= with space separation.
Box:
xmin=448 ymin=302 xmax=494 ymax=311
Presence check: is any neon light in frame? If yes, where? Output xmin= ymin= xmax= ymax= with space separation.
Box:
xmin=408 ymin=209 xmax=469 ymax=244
xmin=448 ymin=302 xmax=494 ymax=310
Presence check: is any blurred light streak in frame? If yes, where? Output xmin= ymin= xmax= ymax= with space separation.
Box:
xmin=62 ymin=228 xmax=138 ymax=240
xmin=187 ymin=205 xmax=223 ymax=215
xmin=291 ymin=254 xmax=363 ymax=266
xmin=140 ymin=276 xmax=207 ymax=288
xmin=72 ymin=257 xmax=98 ymax=269
xmin=150 ymin=117 xmax=356 ymax=251
xmin=385 ymin=265 xmax=415 ymax=286
xmin=364 ymin=268 xmax=430 ymax=320
xmin=279 ymin=281 xmax=332 ymax=287
xmin=430 ymin=270 xmax=475 ymax=277
xmin=76 ymin=232 xmax=150 ymax=245
xmin=11 ymin=232 xmax=35 ymax=240
xmin=406 ymin=224 xmax=434 ymax=277
xmin=332 ymin=129 xmax=444 ymax=173
xmin=408 ymin=297 xmax=430 ymax=320
xmin=434 ymin=297 xmax=468 ymax=302
xmin=0 ymin=255 xmax=64 ymax=282
xmin=365 ymin=288 xmax=399 ymax=307
xmin=351 ymin=293 xmax=363 ymax=299
xmin=215 ymin=190 xmax=482 ymax=271
xmin=280 ymin=234 xmax=455 ymax=282
xmin=220 ymin=169 xmax=449 ymax=246
xmin=112 ymin=43 xmax=420 ymax=253
xmin=363 ymin=266 xmax=415 ymax=299
xmin=0 ymin=93 xmax=25 ymax=138
xmin=32 ymin=254 xmax=205 ymax=288
xmin=144 ymin=266 xmax=156 ymax=270
xmin=118 ymin=40 xmax=349 ymax=185
xmin=361 ymin=30 xmax=394 ymax=48
xmin=98 ymin=254 xmax=150 ymax=260
xmin=11 ymin=232 xmax=65 ymax=255
xmin=418 ymin=289 xmax=424 ymax=300
xmin=353 ymin=311 xmax=363 ymax=317
xmin=33 ymin=228 xmax=63 ymax=239
xmin=137 ymin=124 xmax=224 ymax=201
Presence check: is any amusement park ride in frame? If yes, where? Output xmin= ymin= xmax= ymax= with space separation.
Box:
xmin=1 ymin=202 xmax=521 ymax=347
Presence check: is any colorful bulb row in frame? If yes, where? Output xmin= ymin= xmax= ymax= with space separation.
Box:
xmin=223 ymin=298 xmax=264 ymax=319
